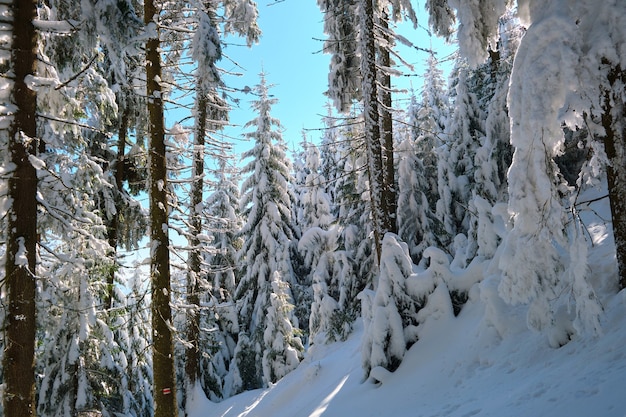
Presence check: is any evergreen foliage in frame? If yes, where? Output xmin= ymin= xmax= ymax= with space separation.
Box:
xmin=1 ymin=0 xmax=625 ymax=411
xmin=234 ymin=73 xmax=303 ymax=392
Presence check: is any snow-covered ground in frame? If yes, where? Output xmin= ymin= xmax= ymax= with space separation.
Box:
xmin=189 ymin=191 xmax=626 ymax=417
xmin=189 ymin=287 xmax=626 ymax=416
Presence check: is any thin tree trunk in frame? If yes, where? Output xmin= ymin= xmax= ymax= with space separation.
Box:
xmin=144 ymin=0 xmax=178 ymax=415
xmin=185 ymin=94 xmax=207 ymax=391
xmin=602 ymin=62 xmax=626 ymax=290
xmin=379 ymin=8 xmax=397 ymax=235
xmin=105 ymin=104 xmax=129 ymax=310
xmin=360 ymin=0 xmax=386 ymax=263
xmin=3 ymin=1 xmax=38 ymax=416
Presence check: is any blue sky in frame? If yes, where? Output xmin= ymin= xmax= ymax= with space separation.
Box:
xmin=218 ymin=1 xmax=456 ymax=154
xmin=220 ymin=1 xmax=330 ymax=151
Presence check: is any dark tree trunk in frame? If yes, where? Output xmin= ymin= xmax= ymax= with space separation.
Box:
xmin=602 ymin=62 xmax=626 ymax=291
xmin=144 ymin=1 xmax=178 ymax=415
xmin=185 ymin=94 xmax=207 ymax=391
xmin=105 ymin=104 xmax=130 ymax=310
xmin=360 ymin=0 xmax=386 ymax=263
xmin=379 ymin=8 xmax=397 ymax=235
xmin=3 ymin=1 xmax=38 ymax=416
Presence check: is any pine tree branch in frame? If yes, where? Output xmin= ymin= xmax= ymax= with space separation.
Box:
xmin=36 ymin=113 xmax=112 ymax=136
xmin=54 ymin=53 xmax=98 ymax=90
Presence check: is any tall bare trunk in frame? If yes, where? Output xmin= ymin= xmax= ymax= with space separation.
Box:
xmin=105 ymin=105 xmax=129 ymax=310
xmin=602 ymin=61 xmax=626 ymax=290
xmin=145 ymin=1 xmax=178 ymax=415
xmin=185 ymin=94 xmax=207 ymax=390
xmin=379 ymin=8 xmax=397 ymax=235
xmin=360 ymin=0 xmax=386 ymax=263
xmin=3 ymin=1 xmax=38 ymax=416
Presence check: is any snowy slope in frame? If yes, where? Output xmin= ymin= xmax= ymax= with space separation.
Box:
xmin=189 ymin=192 xmax=626 ymax=417
xmin=190 ymin=293 xmax=626 ymax=416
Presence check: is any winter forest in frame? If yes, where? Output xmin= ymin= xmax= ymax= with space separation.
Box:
xmin=1 ymin=0 xmax=626 ymax=416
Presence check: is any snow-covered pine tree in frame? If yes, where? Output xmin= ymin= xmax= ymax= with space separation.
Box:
xmin=397 ymin=56 xmax=449 ymax=263
xmin=206 ymin=154 xmax=242 ymax=304
xmin=37 ymin=244 xmax=117 ymax=416
xmin=233 ymin=73 xmax=303 ymax=392
xmin=464 ymin=15 xmax=521 ymax=262
xmin=301 ymin=144 xmax=333 ymax=231
xmin=436 ymin=64 xmax=486 ymax=258
xmin=184 ymin=1 xmax=224 ymax=403
xmin=123 ymin=270 xmax=154 ymax=417
xmin=306 ymin=224 xmax=369 ymax=344
xmin=197 ymin=153 xmax=243 ymax=401
xmin=262 ymin=271 xmax=304 ymax=385
xmin=426 ymin=0 xmax=612 ymax=341
xmin=317 ymin=0 xmax=360 ymax=113
xmin=297 ymin=143 xmax=334 ymax=290
xmin=296 ymin=142 xmax=335 ymax=343
xmin=303 ymin=227 xmax=339 ymax=343
xmin=396 ymin=130 xmax=439 ymax=263
xmin=361 ymin=234 xmax=420 ymax=377
xmin=303 ymin=122 xmax=371 ymax=345
xmin=295 ymin=141 xmax=342 ymax=343
xmin=6 ymin=1 xmax=146 ymax=414
xmin=319 ymin=0 xmax=419 ymax=261
xmin=416 ymin=54 xmax=449 ymax=207
xmin=35 ymin=140 xmax=124 ymax=416
xmin=319 ymin=103 xmax=341 ymax=211
xmin=290 ymin=131 xmax=310 ymax=237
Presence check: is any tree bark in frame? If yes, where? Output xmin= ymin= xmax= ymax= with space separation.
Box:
xmin=378 ymin=8 xmax=397 ymax=235
xmin=144 ymin=1 xmax=178 ymax=415
xmin=602 ymin=62 xmax=626 ymax=291
xmin=360 ymin=0 xmax=386 ymax=263
xmin=3 ymin=1 xmax=38 ymax=416
xmin=105 ymin=104 xmax=129 ymax=310
xmin=185 ymin=93 xmax=207 ymax=391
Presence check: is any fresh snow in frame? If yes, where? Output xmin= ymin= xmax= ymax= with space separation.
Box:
xmin=189 ymin=200 xmax=626 ymax=417
xmin=190 ymin=291 xmax=626 ymax=417
xmin=14 ymin=236 xmax=28 ymax=266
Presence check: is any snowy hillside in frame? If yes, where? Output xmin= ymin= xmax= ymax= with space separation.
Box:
xmin=189 ymin=295 xmax=626 ymax=417
xmin=189 ymin=198 xmax=626 ymax=417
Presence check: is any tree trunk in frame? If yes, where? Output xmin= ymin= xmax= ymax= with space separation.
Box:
xmin=360 ymin=0 xmax=386 ymax=263
xmin=378 ymin=8 xmax=397 ymax=236
xmin=3 ymin=1 xmax=38 ymax=416
xmin=602 ymin=62 xmax=626 ymax=291
xmin=144 ymin=1 xmax=178 ymax=415
xmin=105 ymin=104 xmax=129 ymax=310
xmin=185 ymin=93 xmax=207 ymax=392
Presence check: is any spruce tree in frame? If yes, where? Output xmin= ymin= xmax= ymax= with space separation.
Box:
xmin=198 ymin=153 xmax=242 ymax=400
xmin=397 ymin=58 xmax=449 ymax=262
xmin=185 ymin=2 xmax=224 ymax=400
xmin=234 ymin=73 xmax=302 ymax=391
xmin=426 ymin=0 xmax=612 ymax=339
xmin=436 ymin=65 xmax=485 ymax=256
xmin=361 ymin=234 xmax=420 ymax=377
xmin=301 ymin=144 xmax=333 ymax=231
xmin=125 ymin=271 xmax=154 ymax=417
